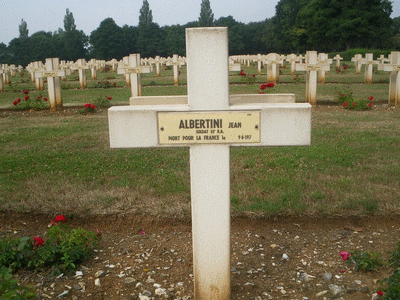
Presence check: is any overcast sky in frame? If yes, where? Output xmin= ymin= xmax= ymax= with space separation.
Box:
xmin=0 ymin=0 xmax=399 ymax=45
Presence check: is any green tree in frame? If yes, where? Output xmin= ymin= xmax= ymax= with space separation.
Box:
xmin=271 ymin=0 xmax=310 ymax=53
xmin=297 ymin=0 xmax=393 ymax=51
xmin=198 ymin=0 xmax=214 ymax=27
xmin=138 ymin=0 xmax=162 ymax=57
xmin=90 ymin=18 xmax=124 ymax=60
xmin=164 ymin=25 xmax=186 ymax=56
xmin=121 ymin=25 xmax=139 ymax=57
xmin=13 ymin=19 xmax=31 ymax=66
xmin=62 ymin=9 xmax=87 ymax=61
xmin=0 ymin=43 xmax=10 ymax=64
xmin=29 ymin=31 xmax=55 ymax=61
xmin=215 ymin=16 xmax=246 ymax=54
xmin=19 ymin=19 xmax=29 ymax=40
xmin=139 ymin=0 xmax=153 ymax=27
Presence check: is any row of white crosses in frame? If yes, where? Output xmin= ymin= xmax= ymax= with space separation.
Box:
xmin=109 ymin=27 xmax=312 ymax=300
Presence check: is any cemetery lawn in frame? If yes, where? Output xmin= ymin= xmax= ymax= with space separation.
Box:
xmin=0 ymin=106 xmax=399 ymax=218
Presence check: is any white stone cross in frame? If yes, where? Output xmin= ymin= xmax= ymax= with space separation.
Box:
xmin=153 ymin=55 xmax=165 ymax=77
xmin=0 ymin=68 xmax=3 ymax=92
xmin=264 ymin=53 xmax=282 ymax=83
xmin=1 ymin=64 xmax=10 ymax=84
xmin=253 ymin=53 xmax=264 ymax=75
xmin=317 ymin=53 xmax=332 ymax=84
xmin=35 ymin=58 xmax=66 ymax=111
xmin=33 ymin=61 xmax=45 ymax=91
xmin=378 ymin=51 xmax=400 ymax=106
xmin=108 ymin=27 xmax=311 ymax=300
xmin=286 ymin=54 xmax=299 ymax=75
xmin=166 ymin=54 xmax=185 ymax=86
xmin=118 ymin=54 xmax=151 ymax=97
xmin=351 ymin=54 xmax=363 ymax=74
xmin=360 ymin=53 xmax=378 ymax=84
xmin=333 ymin=54 xmax=343 ymax=68
xmin=295 ymin=51 xmax=330 ymax=106
xmin=88 ymin=59 xmax=98 ymax=80
xmin=71 ymin=59 xmax=89 ymax=89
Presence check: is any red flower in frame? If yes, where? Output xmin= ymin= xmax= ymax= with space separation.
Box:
xmin=91 ymin=104 xmax=96 ymax=109
xmin=107 ymin=96 xmax=112 ymax=100
xmin=84 ymin=103 xmax=91 ymax=108
xmin=369 ymin=96 xmax=374 ymax=101
xmin=351 ymin=102 xmax=355 ymax=106
xmin=33 ymin=236 xmax=45 ymax=247
xmin=260 ymin=84 xmax=267 ymax=90
xmin=342 ymin=102 xmax=348 ymax=108
xmin=13 ymin=100 xmax=18 ymax=106
xmin=343 ymin=66 xmax=347 ymax=69
xmin=261 ymin=82 xmax=275 ymax=90
xmin=252 ymin=74 xmax=256 ymax=77
xmin=54 ymin=215 xmax=66 ymax=223
xmin=37 ymin=96 xmax=42 ymax=100
xmin=44 ymin=97 xmax=48 ymax=101
xmin=240 ymin=70 xmax=246 ymax=76
xmin=24 ymin=96 xmax=29 ymax=101
xmin=113 ymin=82 xmax=116 ymax=86
xmin=377 ymin=290 xmax=384 ymax=296
xmin=266 ymin=82 xmax=275 ymax=88
xmin=340 ymin=251 xmax=349 ymax=260
xmin=368 ymin=103 xmax=373 ymax=108
xmin=23 ymin=90 xmax=29 ymax=94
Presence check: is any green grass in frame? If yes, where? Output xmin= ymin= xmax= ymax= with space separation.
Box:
xmin=0 ymin=63 xmax=399 ymax=218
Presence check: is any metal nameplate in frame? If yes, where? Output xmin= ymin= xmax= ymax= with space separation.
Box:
xmin=158 ymin=111 xmax=261 ymax=145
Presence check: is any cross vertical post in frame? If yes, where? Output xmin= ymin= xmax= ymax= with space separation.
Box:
xmin=186 ymin=27 xmax=231 ymax=300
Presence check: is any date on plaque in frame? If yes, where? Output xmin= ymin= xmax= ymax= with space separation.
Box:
xmin=157 ymin=111 xmax=261 ymax=145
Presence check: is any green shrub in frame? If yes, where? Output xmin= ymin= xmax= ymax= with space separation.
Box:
xmin=0 ymin=267 xmax=35 ymax=300
xmin=350 ymin=250 xmax=384 ymax=271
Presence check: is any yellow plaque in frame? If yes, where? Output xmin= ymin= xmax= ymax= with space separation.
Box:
xmin=126 ymin=68 xmax=142 ymax=74
xmin=305 ymin=65 xmax=321 ymax=71
xmin=158 ymin=111 xmax=260 ymax=145
xmin=42 ymin=72 xmax=59 ymax=77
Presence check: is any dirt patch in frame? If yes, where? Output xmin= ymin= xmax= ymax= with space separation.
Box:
xmin=1 ymin=212 xmax=399 ymax=299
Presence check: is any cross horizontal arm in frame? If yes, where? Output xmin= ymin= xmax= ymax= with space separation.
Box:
xmin=108 ymin=103 xmax=311 ymax=148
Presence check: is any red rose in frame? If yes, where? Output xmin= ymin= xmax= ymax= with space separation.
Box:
xmin=351 ymin=102 xmax=355 ymax=106
xmin=91 ymin=104 xmax=96 ymax=109
xmin=107 ymin=96 xmax=112 ymax=100
xmin=342 ymin=102 xmax=348 ymax=108
xmin=260 ymin=84 xmax=268 ymax=90
xmin=369 ymin=96 xmax=374 ymax=101
xmin=368 ymin=103 xmax=373 ymax=108
xmin=17 ymin=98 xmax=21 ymax=103
xmin=13 ymin=100 xmax=18 ymax=106
xmin=113 ymin=82 xmax=116 ymax=86
xmin=266 ymin=82 xmax=275 ymax=88
xmin=54 ymin=215 xmax=66 ymax=223
xmin=24 ymin=96 xmax=29 ymax=101
xmin=377 ymin=290 xmax=383 ymax=296
xmin=37 ymin=96 xmax=42 ymax=100
xmin=33 ymin=236 xmax=45 ymax=247
xmin=343 ymin=66 xmax=347 ymax=69
xmin=23 ymin=90 xmax=29 ymax=94
xmin=84 ymin=103 xmax=91 ymax=108
xmin=44 ymin=97 xmax=48 ymax=101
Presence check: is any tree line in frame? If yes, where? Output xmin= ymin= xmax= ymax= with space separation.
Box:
xmin=1 ymin=0 xmax=399 ymax=67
